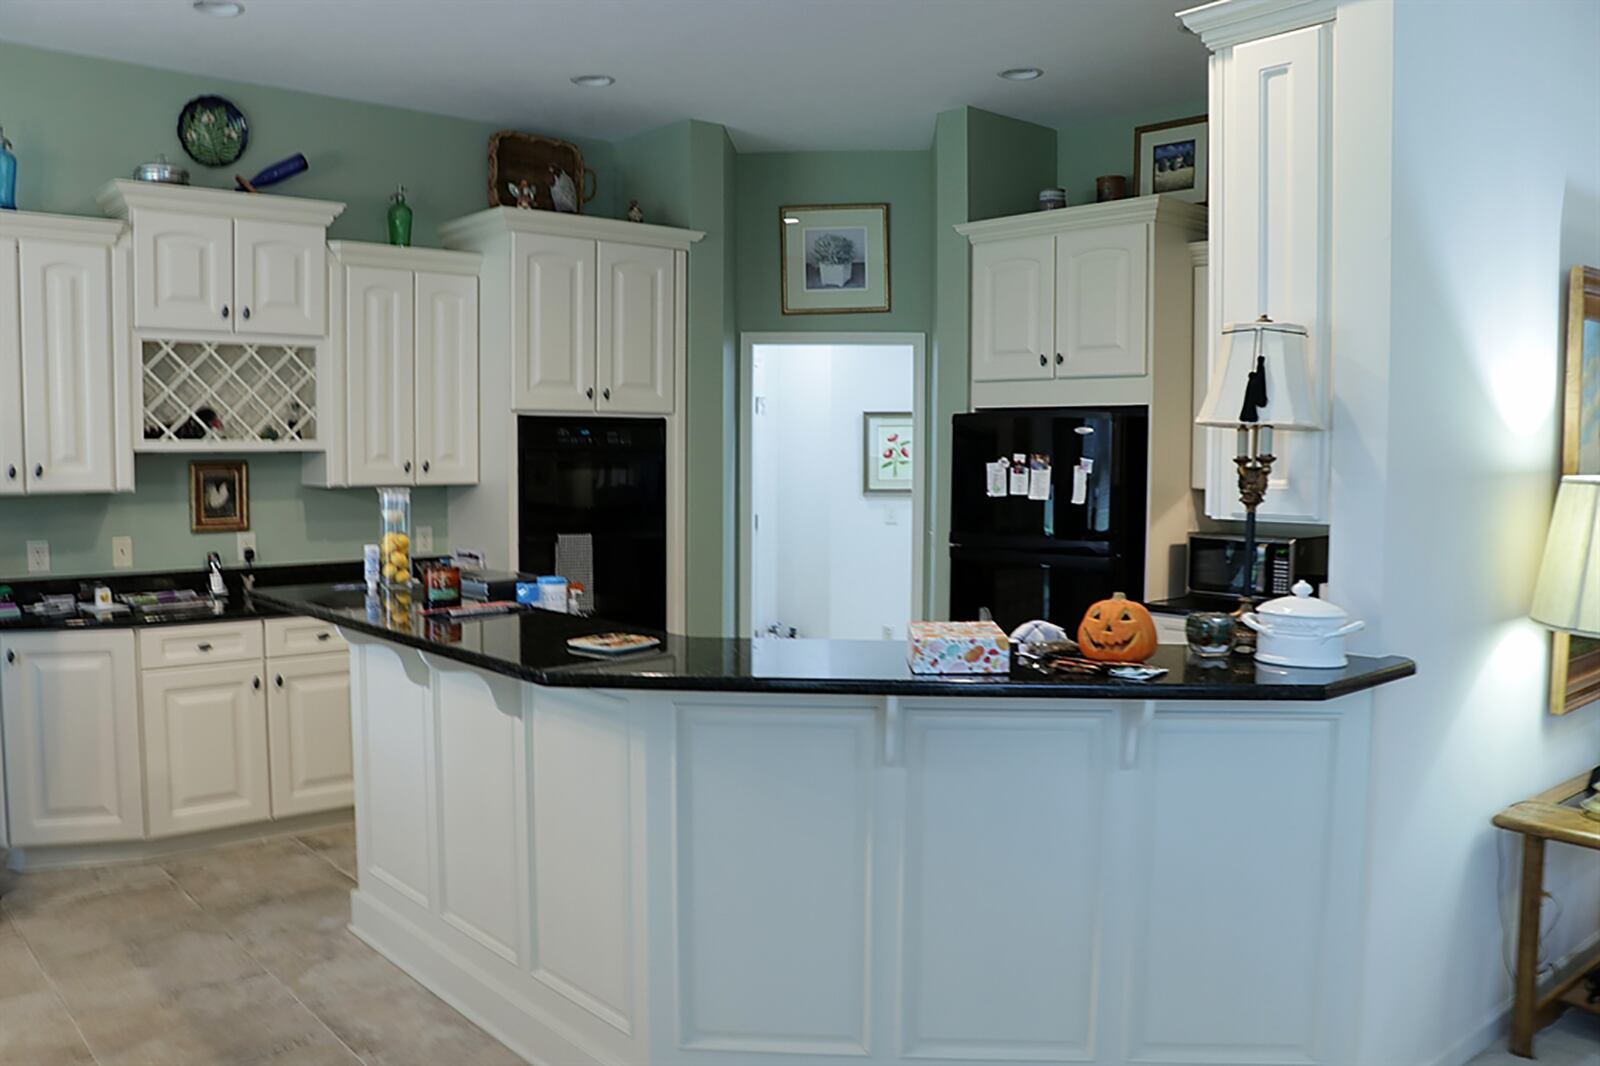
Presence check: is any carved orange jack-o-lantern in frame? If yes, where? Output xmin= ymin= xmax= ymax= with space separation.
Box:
xmin=1077 ymin=592 xmax=1158 ymax=663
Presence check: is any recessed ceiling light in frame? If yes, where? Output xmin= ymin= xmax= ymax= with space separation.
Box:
xmin=998 ymin=67 xmax=1043 ymax=82
xmin=570 ymin=74 xmax=616 ymax=88
xmin=193 ymin=0 xmax=245 ymax=16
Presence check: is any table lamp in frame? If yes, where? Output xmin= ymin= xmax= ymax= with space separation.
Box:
xmin=1195 ymin=316 xmax=1322 ymax=604
xmin=1531 ymin=474 xmax=1600 ymax=637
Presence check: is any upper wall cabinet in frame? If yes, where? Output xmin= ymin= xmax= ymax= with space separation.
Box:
xmin=0 ymin=213 xmax=133 ymax=496
xmin=597 ymin=241 xmax=676 ymax=414
xmin=98 ymin=180 xmax=343 ymax=339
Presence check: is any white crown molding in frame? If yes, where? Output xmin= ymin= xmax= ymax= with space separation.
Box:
xmin=1177 ymin=0 xmax=1337 ymax=51
xmin=954 ymin=195 xmax=1206 ymax=244
xmin=0 ymin=210 xmax=124 ymax=244
xmin=438 ymin=206 xmax=705 ymax=252
xmin=328 ymin=241 xmax=481 ymax=275
xmin=96 ymin=179 xmax=345 ymax=227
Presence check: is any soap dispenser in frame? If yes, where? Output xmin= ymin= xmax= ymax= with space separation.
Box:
xmin=0 ymin=127 xmax=16 ymax=211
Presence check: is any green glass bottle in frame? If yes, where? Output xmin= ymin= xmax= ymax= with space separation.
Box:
xmin=387 ymin=185 xmax=412 ymax=247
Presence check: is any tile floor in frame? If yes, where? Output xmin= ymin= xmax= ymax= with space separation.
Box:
xmin=1468 ymin=1012 xmax=1600 ymax=1066
xmin=0 ymin=821 xmax=522 ymax=1065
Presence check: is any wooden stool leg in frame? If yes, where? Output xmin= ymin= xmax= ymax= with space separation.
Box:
xmin=1512 ymin=835 xmax=1546 ymax=1058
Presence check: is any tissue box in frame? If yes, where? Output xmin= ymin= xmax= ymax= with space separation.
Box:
xmin=908 ymin=621 xmax=1010 ymax=675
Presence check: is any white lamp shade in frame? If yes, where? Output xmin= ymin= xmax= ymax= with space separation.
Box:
xmin=1195 ymin=319 xmax=1323 ymax=429
xmin=1532 ymin=474 xmax=1600 ymax=637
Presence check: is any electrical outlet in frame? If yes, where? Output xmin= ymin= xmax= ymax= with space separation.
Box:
xmin=26 ymin=541 xmax=49 ymax=574
xmin=237 ymin=531 xmax=257 ymax=562
xmin=112 ymin=536 xmax=134 ymax=569
xmin=414 ymin=526 xmax=434 ymax=553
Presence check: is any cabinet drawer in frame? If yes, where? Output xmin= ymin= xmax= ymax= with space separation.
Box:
xmin=138 ymin=620 xmax=263 ymax=668
xmin=265 ymin=616 xmax=347 ymax=658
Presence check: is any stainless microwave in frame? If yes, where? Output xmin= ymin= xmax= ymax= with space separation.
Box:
xmin=1186 ymin=534 xmax=1329 ymax=599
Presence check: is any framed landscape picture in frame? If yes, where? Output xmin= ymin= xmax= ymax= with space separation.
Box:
xmin=863 ymin=411 xmax=912 ymax=494
xmin=780 ymin=203 xmax=890 ymax=315
xmin=1133 ymin=115 xmax=1208 ymax=204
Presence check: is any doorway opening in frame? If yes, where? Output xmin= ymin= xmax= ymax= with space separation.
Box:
xmin=739 ymin=333 xmax=927 ymax=641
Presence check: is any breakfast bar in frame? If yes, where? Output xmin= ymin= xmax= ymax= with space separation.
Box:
xmin=254 ymin=583 xmax=1412 ymax=1066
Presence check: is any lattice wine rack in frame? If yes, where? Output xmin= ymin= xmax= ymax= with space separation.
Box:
xmin=140 ymin=339 xmax=319 ymax=450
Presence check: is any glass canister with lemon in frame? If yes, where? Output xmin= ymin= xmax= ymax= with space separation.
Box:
xmin=377 ymin=487 xmax=413 ymax=588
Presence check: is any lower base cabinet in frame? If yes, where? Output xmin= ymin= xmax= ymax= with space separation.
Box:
xmin=268 ymin=653 xmax=355 ymax=817
xmin=141 ymin=660 xmax=271 ymax=838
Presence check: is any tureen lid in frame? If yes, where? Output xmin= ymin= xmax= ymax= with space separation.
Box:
xmin=133 ymin=154 xmax=190 ymax=185
xmin=1257 ymin=580 xmax=1347 ymax=620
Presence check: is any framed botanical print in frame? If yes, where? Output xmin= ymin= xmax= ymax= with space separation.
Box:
xmin=1133 ymin=115 xmax=1208 ymax=204
xmin=190 ymin=460 xmax=249 ymax=533
xmin=780 ymin=203 xmax=890 ymax=315
xmin=1553 ymin=265 xmax=1600 ymax=713
xmin=863 ymin=411 xmax=912 ymax=494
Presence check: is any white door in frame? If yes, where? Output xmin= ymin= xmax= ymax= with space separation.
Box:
xmin=132 ymin=209 xmax=233 ymax=332
xmin=596 ymin=242 xmax=674 ymax=413
xmin=234 ymin=219 xmax=327 ymax=337
xmin=1055 ymin=223 xmax=1149 ymax=378
xmin=267 ymin=654 xmax=354 ymax=817
xmin=1209 ymin=23 xmax=1331 ymax=523
xmin=18 ymin=238 xmax=115 ymax=493
xmin=415 ymin=271 xmax=479 ymax=485
xmin=346 ymin=265 xmax=416 ymax=485
xmin=971 ymin=235 xmax=1055 ymax=382
xmin=141 ymin=661 xmax=271 ymax=838
xmin=0 ymin=237 xmax=22 ymax=495
xmin=0 ymin=630 xmax=144 ymax=846
xmin=514 ymin=233 xmax=596 ymax=412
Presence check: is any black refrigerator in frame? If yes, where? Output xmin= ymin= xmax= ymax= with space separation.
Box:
xmin=949 ymin=407 xmax=1148 ymax=633
xmin=518 ymin=416 xmax=667 ymax=629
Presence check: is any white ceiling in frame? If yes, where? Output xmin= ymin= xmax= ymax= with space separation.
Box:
xmin=0 ymin=0 xmax=1208 ymax=152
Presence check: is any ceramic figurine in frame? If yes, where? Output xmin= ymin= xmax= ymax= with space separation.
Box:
xmin=387 ymin=185 xmax=413 ymax=247
xmin=549 ymin=167 xmax=579 ymax=213
xmin=508 ymin=179 xmax=535 ymax=209
xmin=0 ymin=127 xmax=16 ymax=210
xmin=627 ymin=199 xmax=644 ymax=223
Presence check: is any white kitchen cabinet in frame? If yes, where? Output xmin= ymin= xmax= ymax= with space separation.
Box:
xmin=132 ymin=208 xmax=232 ymax=332
xmin=0 ymin=236 xmax=21 ymax=495
xmin=1 ymin=630 xmax=144 ymax=846
xmin=1055 ymin=222 xmax=1148 ymax=378
xmin=234 ymin=219 xmax=327 ymax=338
xmin=19 ymin=237 xmax=117 ymax=493
xmin=267 ymin=653 xmax=354 ymax=817
xmin=347 ymin=264 xmax=417 ymax=485
xmin=514 ymin=232 xmax=596 ymax=412
xmin=971 ymin=235 xmax=1055 ymax=383
xmin=1191 ymin=241 xmax=1210 ymax=491
xmin=141 ymin=660 xmax=271 ymax=838
xmin=1202 ymin=22 xmax=1332 ymax=524
xmin=597 ymin=241 xmax=675 ymax=413
xmin=415 ymin=269 xmax=480 ymax=484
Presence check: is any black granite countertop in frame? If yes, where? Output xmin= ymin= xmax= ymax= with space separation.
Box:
xmin=251 ymin=583 xmax=1416 ymax=702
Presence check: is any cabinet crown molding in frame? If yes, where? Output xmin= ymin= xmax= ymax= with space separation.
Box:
xmin=97 ymin=179 xmax=346 ymax=227
xmin=1190 ymin=239 xmax=1210 ymax=266
xmin=1177 ymin=0 xmax=1337 ymax=50
xmin=955 ymin=195 xmax=1206 ymax=245
xmin=439 ymin=206 xmax=705 ymax=252
xmin=328 ymin=241 xmax=481 ymax=275
xmin=0 ymin=210 xmax=124 ymax=244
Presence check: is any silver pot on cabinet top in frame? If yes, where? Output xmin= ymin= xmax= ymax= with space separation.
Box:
xmin=1240 ymin=581 xmax=1364 ymax=669
xmin=133 ymin=154 xmax=189 ymax=185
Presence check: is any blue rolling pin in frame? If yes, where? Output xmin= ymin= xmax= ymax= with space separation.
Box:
xmin=236 ymin=153 xmax=308 ymax=192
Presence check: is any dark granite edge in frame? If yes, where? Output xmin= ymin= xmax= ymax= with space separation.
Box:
xmin=253 ymin=588 xmax=1417 ymax=702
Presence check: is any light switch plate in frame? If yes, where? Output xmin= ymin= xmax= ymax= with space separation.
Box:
xmin=26 ymin=541 xmax=49 ymax=573
xmin=237 ymin=531 xmax=257 ymax=562
xmin=414 ymin=526 xmax=434 ymax=553
xmin=112 ymin=536 xmax=134 ymax=569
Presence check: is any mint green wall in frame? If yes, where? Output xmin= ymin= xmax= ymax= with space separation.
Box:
xmin=734 ymin=151 xmax=934 ymax=335
xmin=968 ymin=109 xmax=1060 ymax=222
xmin=0 ymin=456 xmax=449 ymax=578
xmin=1056 ymin=99 xmax=1209 ymax=207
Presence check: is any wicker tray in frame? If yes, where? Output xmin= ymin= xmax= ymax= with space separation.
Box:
xmin=488 ymin=130 xmax=597 ymax=213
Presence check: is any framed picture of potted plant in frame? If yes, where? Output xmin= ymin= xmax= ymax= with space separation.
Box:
xmin=780 ymin=203 xmax=890 ymax=315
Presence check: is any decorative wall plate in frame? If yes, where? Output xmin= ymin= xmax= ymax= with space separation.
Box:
xmin=177 ymin=95 xmax=249 ymax=167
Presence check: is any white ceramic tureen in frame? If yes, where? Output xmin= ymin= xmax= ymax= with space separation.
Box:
xmin=1240 ymin=581 xmax=1365 ymax=668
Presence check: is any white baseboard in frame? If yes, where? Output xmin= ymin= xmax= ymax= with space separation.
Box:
xmin=3 ymin=808 xmax=353 ymax=872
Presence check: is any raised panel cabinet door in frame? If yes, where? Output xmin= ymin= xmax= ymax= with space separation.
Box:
xmin=971 ymin=235 xmax=1055 ymax=382
xmin=141 ymin=661 xmax=271 ymax=838
xmin=414 ymin=271 xmax=479 ymax=485
xmin=1054 ymin=222 xmax=1149 ymax=379
xmin=18 ymin=238 xmax=116 ymax=493
xmin=267 ymin=653 xmax=353 ymax=817
xmin=132 ymin=208 xmax=232 ymax=331
xmin=513 ymin=233 xmax=596 ymax=412
xmin=0 ymin=630 xmax=144 ymax=846
xmin=1209 ymin=23 xmax=1331 ymax=523
xmin=345 ymin=265 xmax=416 ymax=486
xmin=234 ymin=219 xmax=327 ymax=337
xmin=0 ymin=237 xmax=23 ymax=495
xmin=596 ymin=242 xmax=674 ymax=413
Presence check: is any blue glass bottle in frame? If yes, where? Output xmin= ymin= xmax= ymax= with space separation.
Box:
xmin=0 ymin=128 xmax=15 ymax=210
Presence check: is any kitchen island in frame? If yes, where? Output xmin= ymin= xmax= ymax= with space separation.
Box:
xmin=254 ymin=583 xmax=1414 ymax=1066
